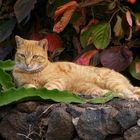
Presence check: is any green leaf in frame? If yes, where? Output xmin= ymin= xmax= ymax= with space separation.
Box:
xmin=14 ymin=0 xmax=37 ymax=23
xmin=92 ymin=23 xmax=111 ymax=49
xmin=0 ymin=88 xmax=118 ymax=107
xmin=129 ymin=60 xmax=140 ymax=80
xmin=0 ymin=68 xmax=15 ymax=90
xmin=0 ymin=18 xmax=16 ymax=42
xmin=80 ymin=26 xmax=95 ymax=48
xmin=88 ymin=92 xmax=118 ymax=104
xmin=0 ymin=88 xmax=86 ymax=107
xmin=0 ymin=60 xmax=15 ymax=71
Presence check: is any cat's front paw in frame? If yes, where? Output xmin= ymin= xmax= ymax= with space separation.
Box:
xmin=23 ymin=84 xmax=37 ymax=88
xmin=44 ymin=84 xmax=62 ymax=91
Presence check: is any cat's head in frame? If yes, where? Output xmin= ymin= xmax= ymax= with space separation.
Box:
xmin=15 ymin=35 xmax=49 ymax=72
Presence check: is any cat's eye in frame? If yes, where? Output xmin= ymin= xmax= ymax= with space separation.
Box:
xmin=18 ymin=53 xmax=25 ymax=58
xmin=33 ymin=55 xmax=40 ymax=59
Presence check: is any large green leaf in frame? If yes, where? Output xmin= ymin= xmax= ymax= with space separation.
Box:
xmin=0 ymin=18 xmax=16 ymax=42
xmin=129 ymin=60 xmax=140 ymax=80
xmin=0 ymin=68 xmax=15 ymax=90
xmin=0 ymin=60 xmax=15 ymax=71
xmin=14 ymin=0 xmax=37 ymax=23
xmin=92 ymin=23 xmax=111 ymax=49
xmin=0 ymin=88 xmax=117 ymax=107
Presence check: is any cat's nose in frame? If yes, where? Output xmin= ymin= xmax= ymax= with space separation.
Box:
xmin=25 ymin=59 xmax=31 ymax=67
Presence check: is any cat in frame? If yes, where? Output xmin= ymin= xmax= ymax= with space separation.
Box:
xmin=13 ymin=35 xmax=140 ymax=101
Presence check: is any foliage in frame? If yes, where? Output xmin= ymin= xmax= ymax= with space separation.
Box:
xmin=0 ymin=60 xmax=15 ymax=90
xmin=0 ymin=87 xmax=117 ymax=107
xmin=0 ymin=60 xmax=117 ymax=107
xmin=0 ymin=0 xmax=140 ymax=83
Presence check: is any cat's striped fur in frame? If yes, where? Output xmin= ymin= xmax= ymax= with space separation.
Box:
xmin=13 ymin=36 xmax=140 ymax=100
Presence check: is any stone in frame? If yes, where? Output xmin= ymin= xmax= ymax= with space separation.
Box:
xmin=137 ymin=119 xmax=140 ymax=126
xmin=108 ymin=99 xmax=138 ymax=110
xmin=75 ymin=107 xmax=120 ymax=140
xmin=124 ymin=126 xmax=140 ymax=140
xmin=116 ymin=109 xmax=137 ymax=130
xmin=66 ymin=104 xmax=85 ymax=118
xmin=105 ymin=135 xmax=124 ymax=140
xmin=0 ymin=111 xmax=29 ymax=140
xmin=0 ymin=100 xmax=140 ymax=140
xmin=16 ymin=101 xmax=39 ymax=113
xmin=46 ymin=108 xmax=74 ymax=140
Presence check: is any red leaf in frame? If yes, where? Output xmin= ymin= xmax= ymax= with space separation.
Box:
xmin=100 ymin=46 xmax=133 ymax=72
xmin=126 ymin=10 xmax=133 ymax=27
xmin=75 ymin=50 xmax=98 ymax=65
xmin=53 ymin=1 xmax=78 ymax=33
xmin=136 ymin=61 xmax=140 ymax=73
xmin=127 ymin=0 xmax=137 ymax=4
xmin=44 ymin=33 xmax=63 ymax=52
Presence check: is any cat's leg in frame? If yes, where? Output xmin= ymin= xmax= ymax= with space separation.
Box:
xmin=44 ymin=79 xmax=66 ymax=91
xmin=74 ymin=82 xmax=110 ymax=97
xmin=22 ymin=84 xmax=37 ymax=88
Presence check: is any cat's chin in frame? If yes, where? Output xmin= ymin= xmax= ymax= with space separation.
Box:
xmin=20 ymin=65 xmax=45 ymax=72
xmin=25 ymin=68 xmax=36 ymax=72
xmin=24 ymin=66 xmax=42 ymax=72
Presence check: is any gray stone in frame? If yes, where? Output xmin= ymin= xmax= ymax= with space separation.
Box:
xmin=124 ymin=126 xmax=140 ymax=140
xmin=75 ymin=108 xmax=120 ymax=140
xmin=0 ymin=111 xmax=29 ymax=140
xmin=116 ymin=109 xmax=137 ymax=130
xmin=66 ymin=104 xmax=85 ymax=118
xmin=17 ymin=101 xmax=39 ymax=113
xmin=46 ymin=108 xmax=74 ymax=140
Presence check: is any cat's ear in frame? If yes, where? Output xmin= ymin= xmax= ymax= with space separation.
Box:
xmin=15 ymin=35 xmax=24 ymax=47
xmin=38 ymin=39 xmax=48 ymax=50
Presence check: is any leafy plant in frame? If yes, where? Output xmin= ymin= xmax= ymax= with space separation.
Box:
xmin=0 ymin=88 xmax=117 ymax=107
xmin=0 ymin=60 xmax=15 ymax=90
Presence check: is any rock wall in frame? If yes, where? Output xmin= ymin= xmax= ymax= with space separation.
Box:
xmin=0 ymin=99 xmax=140 ymax=140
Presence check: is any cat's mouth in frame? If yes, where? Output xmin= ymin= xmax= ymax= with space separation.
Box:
xmin=24 ymin=65 xmax=43 ymax=72
xmin=16 ymin=63 xmax=46 ymax=73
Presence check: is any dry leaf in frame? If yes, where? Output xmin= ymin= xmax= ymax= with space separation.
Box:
xmin=53 ymin=1 xmax=78 ymax=33
xmin=113 ymin=15 xmax=124 ymax=37
xmin=126 ymin=10 xmax=133 ymax=27
xmin=127 ymin=0 xmax=137 ymax=4
xmin=75 ymin=50 xmax=98 ymax=65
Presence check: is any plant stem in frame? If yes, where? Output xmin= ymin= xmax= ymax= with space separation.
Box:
xmin=109 ymin=8 xmax=120 ymax=23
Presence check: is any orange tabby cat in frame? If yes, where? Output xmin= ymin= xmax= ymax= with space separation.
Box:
xmin=13 ymin=36 xmax=140 ymax=100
